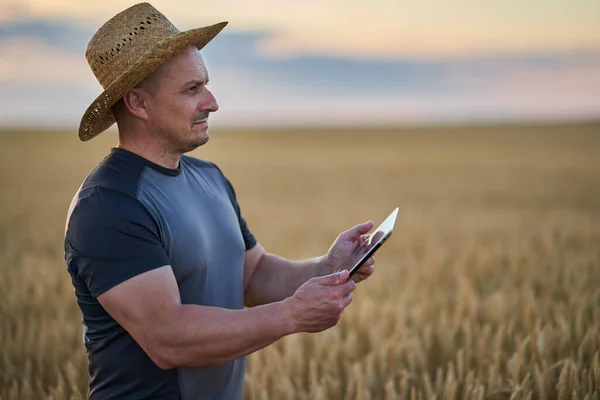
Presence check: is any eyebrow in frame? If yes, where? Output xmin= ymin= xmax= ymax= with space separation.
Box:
xmin=182 ymin=79 xmax=209 ymax=88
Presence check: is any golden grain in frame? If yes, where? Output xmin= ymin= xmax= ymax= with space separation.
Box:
xmin=1 ymin=124 xmax=599 ymax=399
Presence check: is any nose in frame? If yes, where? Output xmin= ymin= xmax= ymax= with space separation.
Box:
xmin=200 ymin=87 xmax=219 ymax=113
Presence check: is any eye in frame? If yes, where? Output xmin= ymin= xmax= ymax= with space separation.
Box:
xmin=186 ymin=85 xmax=199 ymax=94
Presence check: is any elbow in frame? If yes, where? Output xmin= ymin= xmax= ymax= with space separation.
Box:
xmin=146 ymin=343 xmax=177 ymax=370
xmin=145 ymin=341 xmax=228 ymax=370
xmin=244 ymin=295 xmax=259 ymax=308
xmin=140 ymin=317 xmax=186 ymax=369
xmin=138 ymin=308 xmax=234 ymax=369
xmin=141 ymin=331 xmax=179 ymax=370
xmin=152 ymin=358 xmax=174 ymax=370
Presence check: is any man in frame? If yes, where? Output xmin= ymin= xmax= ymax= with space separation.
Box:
xmin=65 ymin=3 xmax=376 ymax=399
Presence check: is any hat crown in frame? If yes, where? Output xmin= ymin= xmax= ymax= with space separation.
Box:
xmin=86 ymin=3 xmax=179 ymax=89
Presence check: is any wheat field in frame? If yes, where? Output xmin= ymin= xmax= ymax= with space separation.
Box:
xmin=0 ymin=123 xmax=599 ymax=399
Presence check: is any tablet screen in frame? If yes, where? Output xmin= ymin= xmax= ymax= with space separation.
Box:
xmin=336 ymin=208 xmax=398 ymax=276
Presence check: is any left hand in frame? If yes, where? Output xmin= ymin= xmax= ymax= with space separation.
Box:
xmin=321 ymin=221 xmax=376 ymax=283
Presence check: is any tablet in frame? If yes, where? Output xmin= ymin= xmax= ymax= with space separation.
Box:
xmin=336 ymin=207 xmax=398 ymax=278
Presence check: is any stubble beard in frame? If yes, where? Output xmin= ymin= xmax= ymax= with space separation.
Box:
xmin=155 ymin=125 xmax=207 ymax=155
xmin=191 ymin=125 xmax=210 ymax=149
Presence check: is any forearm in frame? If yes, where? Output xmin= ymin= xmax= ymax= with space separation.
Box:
xmin=152 ymin=299 xmax=295 ymax=369
xmin=245 ymin=253 xmax=331 ymax=307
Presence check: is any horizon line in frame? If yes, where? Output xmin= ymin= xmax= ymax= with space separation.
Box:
xmin=1 ymin=118 xmax=599 ymax=135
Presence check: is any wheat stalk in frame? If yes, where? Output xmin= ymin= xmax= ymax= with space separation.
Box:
xmin=1 ymin=127 xmax=600 ymax=399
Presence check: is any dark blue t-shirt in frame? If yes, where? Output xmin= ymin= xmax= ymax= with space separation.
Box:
xmin=64 ymin=148 xmax=256 ymax=400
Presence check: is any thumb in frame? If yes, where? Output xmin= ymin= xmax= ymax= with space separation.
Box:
xmin=342 ymin=221 xmax=373 ymax=240
xmin=316 ymin=270 xmax=349 ymax=286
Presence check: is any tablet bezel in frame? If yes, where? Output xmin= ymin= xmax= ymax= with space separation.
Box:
xmin=337 ymin=207 xmax=398 ymax=278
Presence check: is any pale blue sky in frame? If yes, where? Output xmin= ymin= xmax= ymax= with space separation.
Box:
xmin=1 ymin=0 xmax=599 ymax=127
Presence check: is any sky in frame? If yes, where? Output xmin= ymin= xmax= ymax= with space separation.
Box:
xmin=1 ymin=0 xmax=599 ymax=128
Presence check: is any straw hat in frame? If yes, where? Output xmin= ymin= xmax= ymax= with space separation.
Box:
xmin=79 ymin=2 xmax=227 ymax=141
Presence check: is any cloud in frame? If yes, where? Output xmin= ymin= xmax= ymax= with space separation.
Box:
xmin=0 ymin=39 xmax=91 ymax=84
xmin=1 ymin=15 xmax=599 ymax=127
xmin=3 ymin=0 xmax=600 ymax=59
xmin=0 ymin=16 xmax=91 ymax=54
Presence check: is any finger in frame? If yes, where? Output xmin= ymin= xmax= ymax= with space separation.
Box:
xmin=372 ymin=231 xmax=385 ymax=242
xmin=316 ymin=270 xmax=349 ymax=286
xmin=338 ymin=278 xmax=356 ymax=295
xmin=330 ymin=278 xmax=356 ymax=299
xmin=341 ymin=292 xmax=353 ymax=308
xmin=352 ymin=260 xmax=374 ymax=277
xmin=360 ymin=264 xmax=375 ymax=276
xmin=341 ymin=221 xmax=374 ymax=240
xmin=359 ymin=234 xmax=370 ymax=245
xmin=352 ymin=264 xmax=375 ymax=283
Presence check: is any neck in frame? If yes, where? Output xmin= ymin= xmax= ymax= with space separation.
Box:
xmin=117 ymin=133 xmax=181 ymax=170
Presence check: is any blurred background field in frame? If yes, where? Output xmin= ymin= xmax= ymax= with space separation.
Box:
xmin=1 ymin=123 xmax=599 ymax=399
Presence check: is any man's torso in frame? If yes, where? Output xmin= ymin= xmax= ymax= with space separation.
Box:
xmin=64 ymin=148 xmax=255 ymax=399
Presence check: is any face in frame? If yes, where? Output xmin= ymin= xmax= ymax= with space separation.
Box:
xmin=141 ymin=46 xmax=218 ymax=153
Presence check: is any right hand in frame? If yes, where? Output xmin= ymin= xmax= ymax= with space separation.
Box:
xmin=286 ymin=270 xmax=356 ymax=333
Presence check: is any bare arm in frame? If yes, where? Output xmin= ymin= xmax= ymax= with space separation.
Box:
xmin=98 ymin=264 xmax=354 ymax=370
xmin=243 ymin=221 xmax=377 ymax=308
xmin=243 ymin=243 xmax=332 ymax=307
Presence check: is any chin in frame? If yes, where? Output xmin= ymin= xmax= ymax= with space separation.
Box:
xmin=183 ymin=129 xmax=209 ymax=152
xmin=197 ymin=135 xmax=209 ymax=147
xmin=196 ymin=129 xmax=209 ymax=145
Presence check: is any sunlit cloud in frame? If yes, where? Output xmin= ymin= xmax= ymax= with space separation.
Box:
xmin=2 ymin=0 xmax=599 ymax=58
xmin=0 ymin=38 xmax=90 ymax=84
xmin=1 ymin=1 xmax=599 ymax=127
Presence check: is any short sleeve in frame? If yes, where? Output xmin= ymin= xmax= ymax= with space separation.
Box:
xmin=211 ymin=165 xmax=257 ymax=250
xmin=65 ymin=187 xmax=170 ymax=298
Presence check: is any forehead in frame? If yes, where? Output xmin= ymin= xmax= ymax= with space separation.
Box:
xmin=162 ymin=47 xmax=208 ymax=84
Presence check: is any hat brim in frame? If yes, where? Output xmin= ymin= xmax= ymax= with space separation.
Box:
xmin=78 ymin=21 xmax=228 ymax=141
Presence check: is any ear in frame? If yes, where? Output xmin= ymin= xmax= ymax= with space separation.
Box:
xmin=121 ymin=88 xmax=151 ymax=121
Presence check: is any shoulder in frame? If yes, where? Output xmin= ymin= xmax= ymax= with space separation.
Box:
xmin=83 ymin=150 xmax=149 ymax=198
xmin=66 ymin=186 xmax=155 ymax=243
xmin=66 ymin=151 xmax=161 ymax=246
xmin=66 ymin=150 xmax=154 ymax=232
xmin=70 ymin=186 xmax=146 ymax=220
